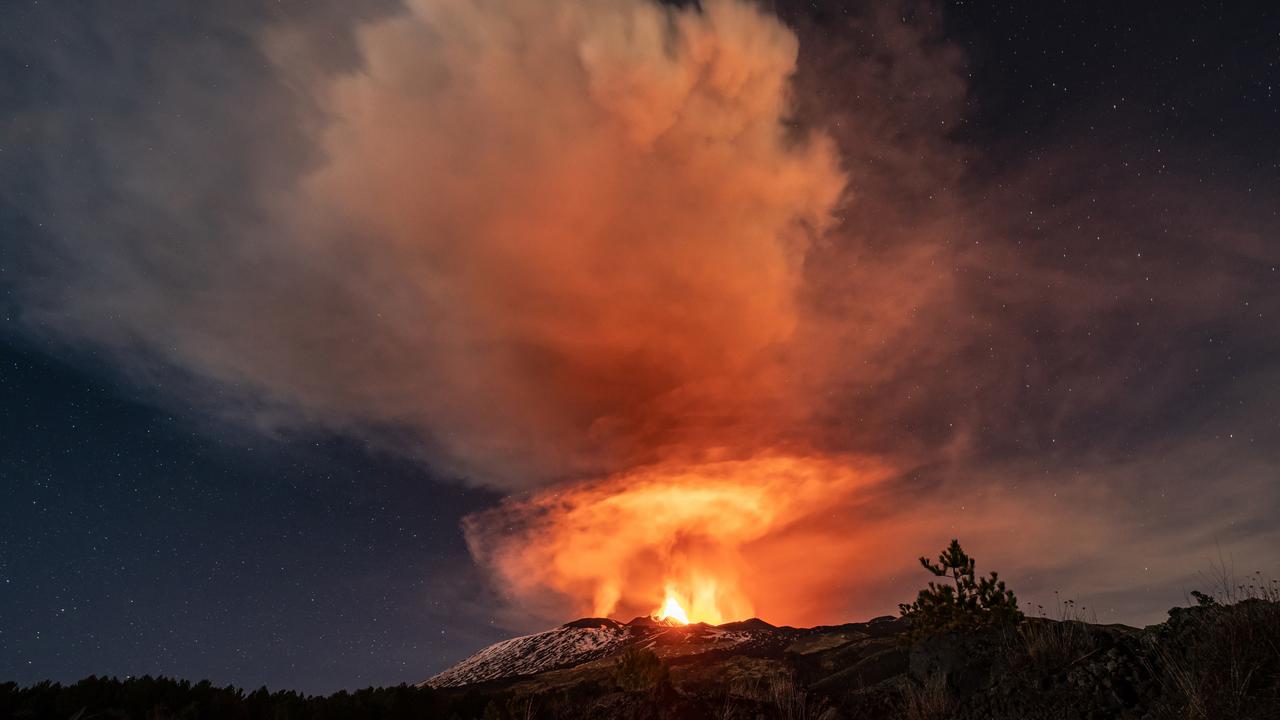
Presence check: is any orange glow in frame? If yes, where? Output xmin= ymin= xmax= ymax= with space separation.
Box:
xmin=298 ymin=0 xmax=847 ymax=490
xmin=653 ymin=577 xmax=727 ymax=625
xmin=465 ymin=454 xmax=890 ymax=626
xmin=302 ymin=0 xmax=877 ymax=627
xmin=655 ymin=589 xmax=690 ymax=625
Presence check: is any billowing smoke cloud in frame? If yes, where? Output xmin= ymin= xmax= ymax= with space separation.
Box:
xmin=465 ymin=454 xmax=894 ymax=624
xmin=13 ymin=0 xmax=846 ymax=489
xmin=5 ymin=0 xmax=1279 ymax=629
xmin=288 ymin=0 xmax=872 ymax=623
xmin=6 ymin=0 xmax=862 ymax=624
xmin=289 ymin=0 xmax=846 ymax=485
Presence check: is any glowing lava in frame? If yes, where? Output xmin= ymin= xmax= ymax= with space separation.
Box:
xmin=465 ymin=454 xmax=889 ymax=627
xmin=655 ymin=589 xmax=690 ymax=625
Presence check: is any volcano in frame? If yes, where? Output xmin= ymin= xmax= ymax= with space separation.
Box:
xmin=422 ymin=614 xmax=903 ymax=688
xmin=416 ymin=602 xmax=1280 ymax=719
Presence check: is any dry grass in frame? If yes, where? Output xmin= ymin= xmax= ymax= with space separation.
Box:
xmin=720 ymin=674 xmax=831 ymax=720
xmin=1146 ymin=565 xmax=1280 ymax=720
xmin=898 ymin=672 xmax=952 ymax=720
xmin=767 ymin=676 xmax=831 ymax=720
xmin=611 ymin=646 xmax=668 ymax=692
xmin=1002 ymin=592 xmax=1100 ymax=672
xmin=1192 ymin=560 xmax=1280 ymax=605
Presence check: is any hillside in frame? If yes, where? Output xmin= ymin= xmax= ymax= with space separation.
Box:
xmin=424 ymin=615 xmax=801 ymax=689
xmin=423 ymin=598 xmax=1280 ymax=720
xmin=3 ymin=598 xmax=1277 ymax=719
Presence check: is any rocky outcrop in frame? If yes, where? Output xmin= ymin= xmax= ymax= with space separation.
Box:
xmin=427 ymin=600 xmax=1280 ymax=719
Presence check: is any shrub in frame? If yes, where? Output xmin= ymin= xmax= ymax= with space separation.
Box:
xmin=1148 ymin=574 xmax=1280 ymax=720
xmin=612 ymin=646 xmax=670 ymax=692
xmin=898 ymin=539 xmax=1023 ymax=640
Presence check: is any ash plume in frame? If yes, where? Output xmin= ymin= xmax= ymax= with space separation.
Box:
xmin=4 ymin=0 xmax=1278 ymax=628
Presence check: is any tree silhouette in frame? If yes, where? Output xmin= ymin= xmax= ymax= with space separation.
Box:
xmin=899 ymin=539 xmax=1023 ymax=640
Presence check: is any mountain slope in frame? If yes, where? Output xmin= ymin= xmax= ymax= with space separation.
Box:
xmin=424 ymin=615 xmax=795 ymax=688
xmin=418 ymin=601 xmax=1280 ymax=720
xmin=426 ymin=619 xmax=635 ymax=688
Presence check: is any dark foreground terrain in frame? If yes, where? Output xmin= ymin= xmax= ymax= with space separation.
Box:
xmin=5 ymin=598 xmax=1278 ymax=720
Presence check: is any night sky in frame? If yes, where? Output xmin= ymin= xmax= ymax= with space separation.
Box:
xmin=3 ymin=0 xmax=1279 ymax=694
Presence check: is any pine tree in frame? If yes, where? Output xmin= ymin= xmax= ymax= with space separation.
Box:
xmin=898 ymin=539 xmax=1023 ymax=640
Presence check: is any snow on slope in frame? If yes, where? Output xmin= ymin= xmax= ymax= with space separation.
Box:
xmin=424 ymin=617 xmax=783 ymax=689
xmin=425 ymin=621 xmax=636 ymax=688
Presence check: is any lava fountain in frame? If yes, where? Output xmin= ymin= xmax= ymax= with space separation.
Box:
xmin=301 ymin=0 xmax=865 ymax=627
xmin=655 ymin=590 xmax=691 ymax=625
xmin=465 ymin=454 xmax=886 ymax=626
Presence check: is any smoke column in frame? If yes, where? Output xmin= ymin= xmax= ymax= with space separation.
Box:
xmin=11 ymin=0 xmax=1278 ymax=627
xmin=283 ymin=0 xmax=858 ymax=622
xmin=293 ymin=0 xmax=846 ymax=486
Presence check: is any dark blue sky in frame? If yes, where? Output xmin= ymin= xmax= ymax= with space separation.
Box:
xmin=0 ymin=336 xmax=506 ymax=693
xmin=2 ymin=0 xmax=1278 ymax=694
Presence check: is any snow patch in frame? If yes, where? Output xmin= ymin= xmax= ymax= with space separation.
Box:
xmin=425 ymin=625 xmax=634 ymax=688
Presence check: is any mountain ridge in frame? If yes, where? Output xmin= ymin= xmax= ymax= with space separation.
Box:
xmin=423 ymin=614 xmax=889 ymax=689
xmin=418 ymin=599 xmax=1280 ymax=719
